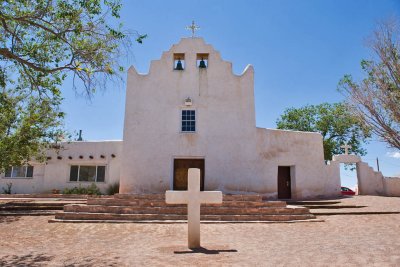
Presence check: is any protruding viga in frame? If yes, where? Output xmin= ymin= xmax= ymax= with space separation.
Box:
xmin=166 ymin=168 xmax=222 ymax=249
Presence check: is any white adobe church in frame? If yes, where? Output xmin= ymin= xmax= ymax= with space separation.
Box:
xmin=1 ymin=35 xmax=399 ymax=198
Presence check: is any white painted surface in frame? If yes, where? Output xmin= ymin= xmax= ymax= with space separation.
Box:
xmin=0 ymin=141 xmax=122 ymax=194
xmin=332 ymin=154 xmax=361 ymax=164
xmin=166 ymin=168 xmax=222 ymax=248
xmin=384 ymin=177 xmax=400 ymax=196
xmin=119 ymin=37 xmax=340 ymax=199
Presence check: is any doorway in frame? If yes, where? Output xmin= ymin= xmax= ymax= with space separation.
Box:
xmin=173 ymin=159 xmax=205 ymax=191
xmin=277 ymin=166 xmax=292 ymax=199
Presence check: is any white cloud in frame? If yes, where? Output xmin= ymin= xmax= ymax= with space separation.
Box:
xmin=387 ymin=152 xmax=400 ymax=159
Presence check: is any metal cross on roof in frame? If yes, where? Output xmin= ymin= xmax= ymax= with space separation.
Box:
xmin=186 ymin=20 xmax=200 ymax=37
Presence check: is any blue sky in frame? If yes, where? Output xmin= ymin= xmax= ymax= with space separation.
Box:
xmin=61 ymin=0 xmax=400 ymax=187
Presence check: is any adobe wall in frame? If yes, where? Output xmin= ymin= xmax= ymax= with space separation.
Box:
xmin=384 ymin=177 xmax=400 ymax=197
xmin=0 ymin=141 xmax=122 ymax=194
xmin=256 ymin=128 xmax=341 ymax=199
xmin=120 ymin=38 xmax=258 ymax=193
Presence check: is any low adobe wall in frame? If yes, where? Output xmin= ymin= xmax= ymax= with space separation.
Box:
xmin=384 ymin=177 xmax=400 ymax=197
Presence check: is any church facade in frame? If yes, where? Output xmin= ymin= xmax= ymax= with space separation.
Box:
xmin=119 ymin=37 xmax=339 ymax=199
xmin=2 ymin=38 xmax=398 ymax=198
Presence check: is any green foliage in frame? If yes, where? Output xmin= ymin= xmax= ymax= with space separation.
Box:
xmin=0 ymin=0 xmax=146 ymax=94
xmin=338 ymin=20 xmax=400 ymax=150
xmin=0 ymin=92 xmax=65 ymax=169
xmin=0 ymin=0 xmax=145 ymax=171
xmin=276 ymin=102 xmax=371 ymax=160
xmin=63 ymin=183 xmax=101 ymax=195
xmin=106 ymin=182 xmax=119 ymax=195
xmin=2 ymin=182 xmax=12 ymax=194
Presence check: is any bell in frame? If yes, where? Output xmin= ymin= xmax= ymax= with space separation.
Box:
xmin=175 ymin=59 xmax=184 ymax=70
xmin=199 ymin=58 xmax=207 ymax=68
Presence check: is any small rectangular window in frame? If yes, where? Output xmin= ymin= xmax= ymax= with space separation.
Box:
xmin=181 ymin=110 xmax=196 ymax=132
xmin=4 ymin=166 xmax=34 ymax=178
xmin=12 ymin=166 xmax=25 ymax=177
xmin=69 ymin=165 xmax=106 ymax=182
xmin=26 ymin=166 xmax=34 ymax=177
xmin=69 ymin=165 xmax=79 ymax=181
xmin=97 ymin=166 xmax=106 ymax=182
xmin=5 ymin=168 xmax=12 ymax=177
xmin=79 ymin=166 xmax=96 ymax=182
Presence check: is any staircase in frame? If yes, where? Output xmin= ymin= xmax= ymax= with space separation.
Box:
xmin=0 ymin=201 xmax=82 ymax=216
xmin=50 ymin=194 xmax=319 ymax=223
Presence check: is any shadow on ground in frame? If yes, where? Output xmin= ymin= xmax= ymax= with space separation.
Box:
xmin=0 ymin=216 xmax=20 ymax=224
xmin=0 ymin=253 xmax=54 ymax=267
xmin=174 ymin=247 xmax=238 ymax=254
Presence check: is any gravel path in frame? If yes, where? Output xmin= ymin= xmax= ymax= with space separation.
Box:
xmin=0 ymin=196 xmax=399 ymax=266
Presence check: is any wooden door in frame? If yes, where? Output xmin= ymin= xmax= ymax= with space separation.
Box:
xmin=277 ymin=166 xmax=291 ymax=199
xmin=173 ymin=159 xmax=205 ymax=191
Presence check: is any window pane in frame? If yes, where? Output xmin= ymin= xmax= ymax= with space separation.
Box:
xmin=12 ymin=166 xmax=26 ymax=177
xmin=70 ymin=166 xmax=79 ymax=181
xmin=5 ymin=168 xmax=12 ymax=177
xmin=79 ymin=166 xmax=96 ymax=182
xmin=97 ymin=166 xmax=105 ymax=182
xmin=181 ymin=109 xmax=196 ymax=132
xmin=26 ymin=166 xmax=34 ymax=177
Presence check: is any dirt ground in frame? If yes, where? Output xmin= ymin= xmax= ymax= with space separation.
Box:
xmin=0 ymin=196 xmax=400 ymax=267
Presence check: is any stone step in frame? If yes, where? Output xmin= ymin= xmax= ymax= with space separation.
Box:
xmin=113 ymin=194 xmax=263 ymax=202
xmin=303 ymin=205 xmax=365 ymax=209
xmin=49 ymin=218 xmax=324 ymax=224
xmin=287 ymin=201 xmax=342 ymax=206
xmin=0 ymin=205 xmax=64 ymax=211
xmin=63 ymin=204 xmax=309 ymax=215
xmin=55 ymin=212 xmax=316 ymax=222
xmin=0 ymin=202 xmax=67 ymax=207
xmin=114 ymin=194 xmax=165 ymax=200
xmin=86 ymin=198 xmax=286 ymax=208
xmin=0 ymin=194 xmax=87 ymax=199
xmin=1 ymin=210 xmax=60 ymax=216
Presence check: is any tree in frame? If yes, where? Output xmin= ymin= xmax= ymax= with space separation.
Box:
xmin=0 ymin=0 xmax=146 ymax=171
xmin=276 ymin=103 xmax=371 ymax=160
xmin=339 ymin=19 xmax=400 ymax=150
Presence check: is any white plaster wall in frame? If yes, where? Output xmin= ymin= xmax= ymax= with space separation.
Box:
xmin=0 ymin=141 xmax=122 ymax=194
xmin=383 ymin=177 xmax=400 ymax=197
xmin=120 ymin=38 xmax=258 ymax=194
xmin=332 ymin=154 xmax=361 ymax=164
xmin=356 ymin=162 xmax=385 ymax=195
xmin=0 ymin=164 xmax=45 ymax=194
xmin=323 ymin=160 xmax=342 ymax=198
xmin=256 ymin=128 xmax=340 ymax=199
xmin=119 ymin=37 xmax=338 ymax=199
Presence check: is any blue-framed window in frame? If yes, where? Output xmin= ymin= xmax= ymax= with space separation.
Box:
xmin=181 ymin=110 xmax=196 ymax=132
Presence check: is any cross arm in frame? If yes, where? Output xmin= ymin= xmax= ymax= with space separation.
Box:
xmin=199 ymin=191 xmax=223 ymax=204
xmin=166 ymin=190 xmax=189 ymax=204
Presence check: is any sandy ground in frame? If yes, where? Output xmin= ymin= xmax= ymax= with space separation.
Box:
xmin=0 ymin=196 xmax=399 ymax=267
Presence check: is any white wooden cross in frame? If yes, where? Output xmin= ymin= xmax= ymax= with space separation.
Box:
xmin=340 ymin=144 xmax=352 ymax=155
xmin=166 ymin=168 xmax=222 ymax=249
